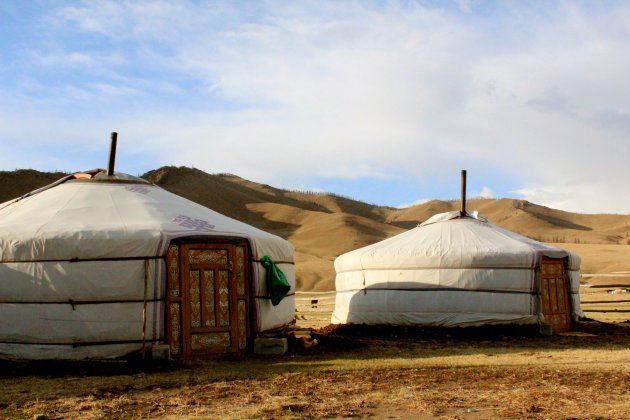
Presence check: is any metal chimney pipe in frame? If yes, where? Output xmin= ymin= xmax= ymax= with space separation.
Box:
xmin=460 ymin=169 xmax=467 ymax=216
xmin=107 ymin=132 xmax=118 ymax=176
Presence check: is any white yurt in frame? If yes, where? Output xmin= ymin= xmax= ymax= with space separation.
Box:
xmin=332 ymin=210 xmax=583 ymax=332
xmin=0 ymin=166 xmax=295 ymax=360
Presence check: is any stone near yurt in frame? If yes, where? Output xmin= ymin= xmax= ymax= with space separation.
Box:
xmin=332 ymin=211 xmax=583 ymax=332
xmin=0 ymin=169 xmax=295 ymax=360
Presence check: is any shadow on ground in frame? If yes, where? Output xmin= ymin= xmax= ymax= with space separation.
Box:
xmin=1 ymin=320 xmax=628 ymax=379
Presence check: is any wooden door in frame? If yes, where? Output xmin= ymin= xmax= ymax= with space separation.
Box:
xmin=166 ymin=242 xmax=249 ymax=357
xmin=540 ymin=257 xmax=572 ymax=333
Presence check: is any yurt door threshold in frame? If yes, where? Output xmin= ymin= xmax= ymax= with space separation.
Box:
xmin=540 ymin=257 xmax=572 ymax=332
xmin=166 ymin=241 xmax=250 ymax=357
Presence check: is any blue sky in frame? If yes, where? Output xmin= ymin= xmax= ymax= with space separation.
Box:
xmin=1 ymin=1 xmax=630 ymax=213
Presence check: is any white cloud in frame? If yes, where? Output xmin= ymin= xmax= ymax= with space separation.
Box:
xmin=33 ymin=51 xmax=96 ymax=66
xmin=514 ymin=179 xmax=627 ymax=215
xmin=477 ymin=187 xmax=495 ymax=199
xmin=397 ymin=199 xmax=431 ymax=209
xmin=3 ymin=2 xmax=630 ymax=213
xmin=92 ymin=83 xmax=142 ymax=96
xmin=454 ymin=0 xmax=473 ymax=14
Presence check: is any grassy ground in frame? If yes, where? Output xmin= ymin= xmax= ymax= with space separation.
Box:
xmin=2 ymin=280 xmax=628 ymax=419
xmin=1 ymin=323 xmax=629 ymax=419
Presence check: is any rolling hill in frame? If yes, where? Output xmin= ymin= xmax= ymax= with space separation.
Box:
xmin=2 ymin=166 xmax=630 ymax=290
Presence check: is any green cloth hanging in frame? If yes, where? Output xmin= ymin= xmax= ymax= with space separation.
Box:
xmin=260 ymin=255 xmax=290 ymax=306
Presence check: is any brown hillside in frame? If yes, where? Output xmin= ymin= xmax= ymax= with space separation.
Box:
xmin=389 ymin=198 xmax=630 ymax=245
xmin=142 ymin=167 xmax=403 ymax=290
xmin=2 ymin=167 xmax=630 ymax=291
xmin=0 ymin=169 xmax=68 ymax=204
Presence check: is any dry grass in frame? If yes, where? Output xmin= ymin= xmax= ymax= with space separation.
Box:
xmin=2 ymin=323 xmax=629 ymax=419
xmin=556 ymin=243 xmax=630 ymax=278
xmin=580 ymin=287 xmax=630 ymax=323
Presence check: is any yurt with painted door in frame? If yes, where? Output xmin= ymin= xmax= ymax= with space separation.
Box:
xmin=0 ymin=163 xmax=295 ymax=360
xmin=332 ymin=209 xmax=584 ymax=333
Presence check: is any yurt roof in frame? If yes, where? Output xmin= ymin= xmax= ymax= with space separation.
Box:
xmin=335 ymin=210 xmax=580 ymax=273
xmin=0 ymin=170 xmax=293 ymax=262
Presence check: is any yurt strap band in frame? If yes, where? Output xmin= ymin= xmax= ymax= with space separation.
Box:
xmin=254 ymin=292 xmax=296 ymax=299
xmin=253 ymin=259 xmax=294 ymax=265
xmin=0 ymin=256 xmax=165 ymax=264
xmin=343 ymin=287 xmax=537 ymax=295
xmin=0 ymin=339 xmax=162 ymax=347
xmin=0 ymin=299 xmax=164 ymax=307
xmin=338 ymin=266 xmax=538 ymax=273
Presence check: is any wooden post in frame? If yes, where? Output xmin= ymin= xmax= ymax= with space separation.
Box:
xmin=107 ymin=132 xmax=118 ymax=176
xmin=460 ymin=169 xmax=467 ymax=217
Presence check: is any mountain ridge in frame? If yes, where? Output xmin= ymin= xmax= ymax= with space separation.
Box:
xmin=2 ymin=166 xmax=629 ymax=290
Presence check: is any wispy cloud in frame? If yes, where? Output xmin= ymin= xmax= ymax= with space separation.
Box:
xmin=1 ymin=1 xmax=630 ymax=213
xmin=512 ymin=179 xmax=620 ymax=215
xmin=477 ymin=187 xmax=495 ymax=199
xmin=33 ymin=51 xmax=99 ymax=67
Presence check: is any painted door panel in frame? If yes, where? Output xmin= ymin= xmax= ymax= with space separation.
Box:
xmin=166 ymin=242 xmax=249 ymax=357
xmin=540 ymin=258 xmax=572 ymax=333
